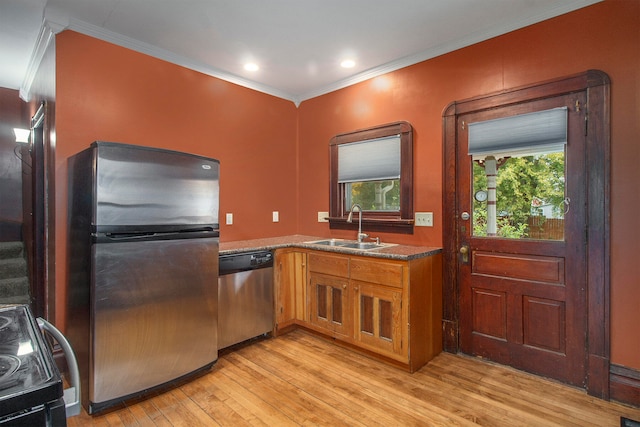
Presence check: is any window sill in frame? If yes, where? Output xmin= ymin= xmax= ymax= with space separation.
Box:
xmin=328 ymin=217 xmax=414 ymax=234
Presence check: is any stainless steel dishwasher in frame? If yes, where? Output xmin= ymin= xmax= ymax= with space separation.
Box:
xmin=218 ymin=250 xmax=274 ymax=349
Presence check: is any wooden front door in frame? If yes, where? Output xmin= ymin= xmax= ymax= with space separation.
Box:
xmin=443 ymin=71 xmax=610 ymax=398
xmin=455 ymin=93 xmax=588 ymax=386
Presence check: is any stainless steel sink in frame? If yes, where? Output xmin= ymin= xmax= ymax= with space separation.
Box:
xmin=304 ymin=239 xmax=395 ymax=251
xmin=339 ymin=242 xmax=381 ymax=250
xmin=308 ymin=239 xmax=345 ymax=247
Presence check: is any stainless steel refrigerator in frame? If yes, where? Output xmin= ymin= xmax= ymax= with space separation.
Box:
xmin=66 ymin=141 xmax=220 ymax=414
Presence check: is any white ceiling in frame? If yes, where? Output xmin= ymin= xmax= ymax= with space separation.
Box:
xmin=1 ymin=0 xmax=601 ymax=104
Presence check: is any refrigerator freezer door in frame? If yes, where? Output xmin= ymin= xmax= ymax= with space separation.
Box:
xmin=90 ymin=237 xmax=218 ymax=406
xmin=94 ymin=142 xmax=219 ymax=229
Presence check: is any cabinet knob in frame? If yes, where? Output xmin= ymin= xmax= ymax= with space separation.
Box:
xmin=342 ymin=284 xmax=347 ymax=289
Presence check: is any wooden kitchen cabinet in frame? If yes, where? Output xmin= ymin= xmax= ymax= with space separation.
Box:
xmin=354 ymin=281 xmax=404 ymax=359
xmin=351 ymin=257 xmax=407 ymax=361
xmin=307 ymin=252 xmax=351 ymax=338
xmin=302 ymin=249 xmax=442 ymax=372
xmin=308 ymin=272 xmax=351 ymax=338
xmin=273 ymin=249 xmax=306 ymax=335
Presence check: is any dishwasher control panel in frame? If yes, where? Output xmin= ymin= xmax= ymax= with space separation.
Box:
xmin=219 ymin=250 xmax=273 ymax=275
xmin=250 ymin=252 xmax=273 ymax=266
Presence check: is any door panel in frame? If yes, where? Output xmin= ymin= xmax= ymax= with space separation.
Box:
xmin=523 ymin=296 xmax=565 ymax=352
xmin=354 ymin=281 xmax=404 ymax=358
xmin=457 ymin=93 xmax=587 ymax=387
xmin=473 ymin=252 xmax=565 ymax=284
xmin=308 ymin=272 xmax=351 ymax=338
xmin=471 ymin=288 xmax=506 ymax=339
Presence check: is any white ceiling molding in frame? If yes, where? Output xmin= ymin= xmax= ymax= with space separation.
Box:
xmin=16 ymin=0 xmax=602 ymax=106
xmin=297 ymin=0 xmax=603 ymax=103
xmin=20 ymin=22 xmax=56 ymax=102
xmin=52 ymin=16 xmax=300 ymax=105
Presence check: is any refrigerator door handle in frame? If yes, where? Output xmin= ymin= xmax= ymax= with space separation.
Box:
xmin=94 ymin=229 xmax=219 ymax=243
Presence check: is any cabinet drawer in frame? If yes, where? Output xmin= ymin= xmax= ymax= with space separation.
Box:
xmin=350 ymin=258 xmax=404 ymax=288
xmin=308 ymin=252 xmax=349 ymax=277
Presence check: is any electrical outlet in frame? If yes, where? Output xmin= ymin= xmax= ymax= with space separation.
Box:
xmin=225 ymin=213 xmax=233 ymax=225
xmin=272 ymin=211 xmax=279 ymax=222
xmin=317 ymin=211 xmax=329 ymax=222
xmin=415 ymin=212 xmax=433 ymax=227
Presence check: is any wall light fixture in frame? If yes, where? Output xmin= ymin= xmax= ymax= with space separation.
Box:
xmin=13 ymin=128 xmax=30 ymax=144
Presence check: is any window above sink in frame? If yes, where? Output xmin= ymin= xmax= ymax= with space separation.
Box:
xmin=328 ymin=121 xmax=414 ymax=234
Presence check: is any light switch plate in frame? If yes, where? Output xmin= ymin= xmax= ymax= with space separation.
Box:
xmin=272 ymin=211 xmax=279 ymax=222
xmin=415 ymin=212 xmax=433 ymax=227
xmin=225 ymin=213 xmax=233 ymax=225
xmin=317 ymin=211 xmax=329 ymax=222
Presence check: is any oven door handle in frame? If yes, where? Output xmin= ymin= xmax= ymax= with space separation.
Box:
xmin=37 ymin=317 xmax=81 ymax=418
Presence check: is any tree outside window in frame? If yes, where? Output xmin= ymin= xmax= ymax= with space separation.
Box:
xmin=473 ymin=151 xmax=565 ymax=240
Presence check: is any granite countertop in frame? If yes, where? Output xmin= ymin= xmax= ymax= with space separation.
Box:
xmin=219 ymin=234 xmax=442 ymax=261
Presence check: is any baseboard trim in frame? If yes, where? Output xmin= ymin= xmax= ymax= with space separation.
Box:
xmin=610 ymin=364 xmax=640 ymax=407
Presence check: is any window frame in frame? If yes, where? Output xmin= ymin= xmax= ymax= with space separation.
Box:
xmin=329 ymin=121 xmax=414 ymax=234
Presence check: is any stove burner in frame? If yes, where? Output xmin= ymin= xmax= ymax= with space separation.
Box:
xmin=0 ymin=316 xmax=11 ymax=330
xmin=0 ymin=354 xmax=21 ymax=385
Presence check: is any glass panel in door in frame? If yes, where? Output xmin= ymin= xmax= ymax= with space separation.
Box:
xmin=472 ymin=151 xmax=565 ymax=240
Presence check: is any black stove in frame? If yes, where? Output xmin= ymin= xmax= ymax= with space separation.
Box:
xmin=0 ymin=305 xmax=66 ymax=426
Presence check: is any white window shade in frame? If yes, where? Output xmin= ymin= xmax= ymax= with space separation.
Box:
xmin=468 ymin=107 xmax=567 ymax=160
xmin=338 ymin=135 xmax=401 ymax=183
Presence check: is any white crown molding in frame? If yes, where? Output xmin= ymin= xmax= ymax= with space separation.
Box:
xmin=20 ymin=22 xmax=56 ymax=102
xmin=62 ymin=18 xmax=299 ymax=105
xmin=296 ymin=0 xmax=603 ymax=104
xmin=20 ymin=0 xmax=600 ymax=107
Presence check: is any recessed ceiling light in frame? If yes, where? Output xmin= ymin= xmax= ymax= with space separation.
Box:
xmin=341 ymin=59 xmax=356 ymax=68
xmin=244 ymin=63 xmax=259 ymax=72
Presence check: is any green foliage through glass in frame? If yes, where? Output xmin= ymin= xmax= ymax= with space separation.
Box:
xmin=473 ymin=152 xmax=565 ymax=240
xmin=346 ymin=179 xmax=400 ymax=211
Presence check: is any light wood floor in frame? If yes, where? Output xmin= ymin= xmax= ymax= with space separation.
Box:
xmin=68 ymin=329 xmax=640 ymax=426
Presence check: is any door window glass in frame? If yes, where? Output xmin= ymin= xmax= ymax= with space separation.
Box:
xmin=472 ymin=150 xmax=565 ymax=240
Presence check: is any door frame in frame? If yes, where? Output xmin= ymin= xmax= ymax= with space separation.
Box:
xmin=442 ymin=70 xmax=610 ymax=398
xmin=29 ymin=102 xmax=47 ymax=319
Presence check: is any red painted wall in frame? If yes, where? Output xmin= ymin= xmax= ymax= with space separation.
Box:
xmin=297 ymin=1 xmax=640 ymax=369
xmin=52 ymin=1 xmax=639 ymax=370
xmin=54 ymin=32 xmax=298 ymax=328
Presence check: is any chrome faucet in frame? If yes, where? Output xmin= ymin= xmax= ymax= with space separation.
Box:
xmin=346 ymin=203 xmax=369 ymax=243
